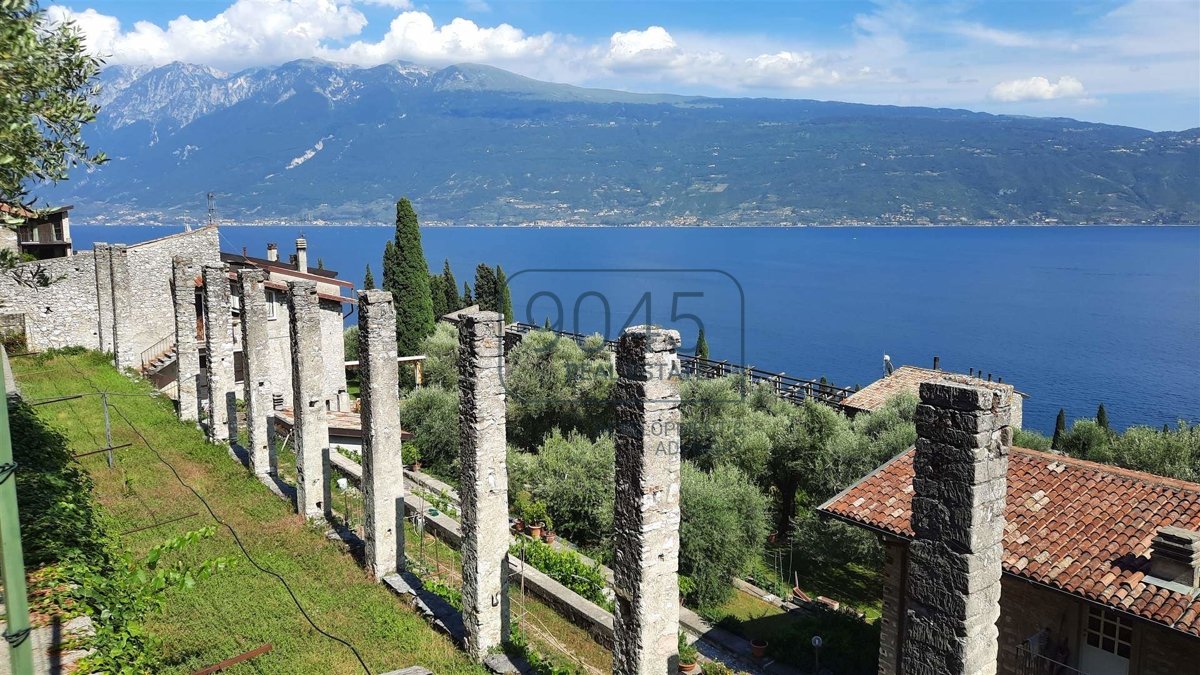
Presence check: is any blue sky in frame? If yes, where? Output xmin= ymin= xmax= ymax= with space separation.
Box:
xmin=50 ymin=1 xmax=1200 ymax=130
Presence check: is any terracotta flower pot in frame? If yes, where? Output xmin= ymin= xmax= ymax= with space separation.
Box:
xmin=513 ymin=518 xmax=525 ymax=534
xmin=411 ymin=461 xmax=422 ymax=472
xmin=528 ymin=523 xmax=544 ymax=539
xmin=545 ymin=530 xmax=557 ymax=544
xmin=751 ymin=639 xmax=768 ymax=659
xmin=678 ymin=661 xmax=700 ymax=674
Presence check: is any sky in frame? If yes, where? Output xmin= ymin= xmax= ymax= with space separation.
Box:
xmin=46 ymin=0 xmax=1200 ymax=131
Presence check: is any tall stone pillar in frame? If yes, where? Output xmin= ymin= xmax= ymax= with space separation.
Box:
xmin=109 ymin=244 xmax=135 ymax=369
xmin=358 ymin=290 xmax=404 ymax=580
xmin=202 ymin=264 xmax=235 ymax=443
xmin=289 ymin=281 xmax=331 ymax=520
xmin=172 ymin=257 xmax=200 ymax=422
xmin=93 ymin=243 xmax=113 ymax=353
xmin=612 ymin=325 xmax=682 ymax=675
xmin=238 ymin=268 xmax=273 ymax=476
xmin=458 ymin=311 xmax=510 ymax=660
xmin=902 ymin=377 xmax=1010 ymax=675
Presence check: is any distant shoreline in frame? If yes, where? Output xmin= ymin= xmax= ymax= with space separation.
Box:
xmin=76 ymin=222 xmax=1200 ymax=229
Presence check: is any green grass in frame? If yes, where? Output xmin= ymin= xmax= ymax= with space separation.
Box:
xmin=11 ymin=350 xmax=485 ymax=674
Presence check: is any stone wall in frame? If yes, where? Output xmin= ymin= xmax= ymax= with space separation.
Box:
xmin=878 ymin=538 xmax=908 ymax=675
xmin=0 ymin=226 xmax=218 ymax=359
xmin=0 ymin=252 xmax=100 ymax=351
xmin=319 ymin=297 xmax=348 ymax=407
xmin=126 ymin=227 xmax=220 ymax=364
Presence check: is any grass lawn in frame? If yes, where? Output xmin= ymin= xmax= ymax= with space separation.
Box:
xmin=11 ymin=350 xmax=485 ymax=674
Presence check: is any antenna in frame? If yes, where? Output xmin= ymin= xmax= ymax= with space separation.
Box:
xmin=207 ymin=192 xmax=216 ymax=228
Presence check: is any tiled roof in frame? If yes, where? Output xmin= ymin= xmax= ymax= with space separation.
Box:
xmin=841 ymin=366 xmax=1016 ymax=413
xmin=818 ymin=447 xmax=1200 ymax=636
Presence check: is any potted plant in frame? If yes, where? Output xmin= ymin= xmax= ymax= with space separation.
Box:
xmin=526 ymin=500 xmax=548 ymax=539
xmin=513 ymin=490 xmax=533 ymax=534
xmin=403 ymin=445 xmax=423 ymax=472
xmin=543 ymin=514 xmax=556 ymax=544
xmin=678 ymin=575 xmax=696 ymax=606
xmin=750 ymin=638 xmax=768 ymax=660
xmin=678 ymin=632 xmax=700 ymax=674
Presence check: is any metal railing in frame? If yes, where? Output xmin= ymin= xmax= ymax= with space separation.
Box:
xmin=139 ymin=334 xmax=176 ymax=371
xmin=1014 ymin=644 xmax=1088 ymax=675
xmin=505 ymin=322 xmax=855 ymax=407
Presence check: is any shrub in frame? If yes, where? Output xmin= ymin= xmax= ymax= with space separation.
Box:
xmin=680 ymin=462 xmax=770 ymax=608
xmin=511 ymin=536 xmax=612 ymax=610
xmin=400 ymin=385 xmax=458 ymax=481
xmin=505 ymin=330 xmax=614 ymax=448
xmin=417 ymin=322 xmax=458 ymax=390
xmin=508 ymin=429 xmax=616 ymax=547
xmin=1013 ymin=427 xmax=1052 ymax=451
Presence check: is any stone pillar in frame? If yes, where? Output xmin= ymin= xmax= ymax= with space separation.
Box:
xmin=239 ymin=268 xmax=273 ymax=476
xmin=458 ymin=311 xmax=510 ymax=660
xmin=289 ymin=281 xmax=330 ymax=520
xmin=612 ymin=325 xmax=682 ymax=675
xmin=902 ymin=377 xmax=1010 ymax=675
xmin=358 ymin=290 xmax=404 ymax=580
xmin=93 ymin=243 xmax=113 ymax=353
xmin=202 ymin=264 xmax=235 ymax=443
xmin=109 ymin=244 xmax=135 ymax=369
xmin=172 ymin=257 xmax=200 ymax=422
xmin=878 ymin=539 xmax=908 ymax=674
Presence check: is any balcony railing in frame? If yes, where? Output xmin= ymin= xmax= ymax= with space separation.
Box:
xmin=1015 ymin=644 xmax=1088 ymax=675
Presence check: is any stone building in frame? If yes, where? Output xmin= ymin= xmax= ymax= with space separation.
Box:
xmin=222 ymin=238 xmax=353 ymax=411
xmin=1 ymin=203 xmax=74 ymax=260
xmin=821 ymin=444 xmax=1200 ymax=675
xmin=0 ymin=225 xmax=220 ymax=361
xmin=842 ymin=364 xmax=1026 ymax=429
xmin=0 ymin=226 xmax=351 ymax=415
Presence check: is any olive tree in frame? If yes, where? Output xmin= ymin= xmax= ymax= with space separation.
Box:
xmin=2 ymin=1 xmax=106 ymax=212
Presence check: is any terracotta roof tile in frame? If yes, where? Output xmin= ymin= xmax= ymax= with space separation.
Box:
xmin=819 ymin=446 xmax=1200 ymax=636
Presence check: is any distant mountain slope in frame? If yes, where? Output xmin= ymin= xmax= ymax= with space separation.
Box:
xmin=49 ymin=59 xmax=1200 ymax=225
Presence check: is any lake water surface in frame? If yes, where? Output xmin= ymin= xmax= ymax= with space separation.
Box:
xmin=75 ymin=225 xmax=1200 ymax=433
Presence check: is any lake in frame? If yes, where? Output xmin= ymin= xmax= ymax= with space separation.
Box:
xmin=74 ymin=224 xmax=1200 ymax=434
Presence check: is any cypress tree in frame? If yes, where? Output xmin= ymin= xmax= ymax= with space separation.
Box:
xmin=1096 ymin=403 xmax=1109 ymax=431
xmin=363 ymin=264 xmax=375 ymax=290
xmin=430 ymin=273 xmax=448 ymax=319
xmin=1163 ymin=423 xmax=1171 ymax=434
xmin=386 ymin=198 xmax=434 ymax=357
xmin=462 ymin=282 xmax=473 ymax=307
xmin=695 ymin=328 xmax=710 ymax=359
xmin=474 ymin=263 xmax=498 ymax=312
xmin=543 ymin=316 xmax=552 ymax=331
xmin=496 ymin=265 xmax=513 ymax=323
xmin=441 ymin=259 xmax=460 ymax=312
xmin=1052 ymin=408 xmax=1067 ymax=449
xmin=381 ymin=241 xmax=399 ymax=296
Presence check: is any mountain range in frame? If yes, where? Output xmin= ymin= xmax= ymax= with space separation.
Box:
xmin=47 ymin=59 xmax=1200 ymax=226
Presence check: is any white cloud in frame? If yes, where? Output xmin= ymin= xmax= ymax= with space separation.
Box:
xmin=48 ymin=0 xmax=367 ymax=69
xmin=322 ymin=11 xmax=553 ymax=65
xmin=989 ymin=75 xmax=1086 ymax=102
xmin=356 ymin=0 xmax=413 ymax=7
xmin=605 ymin=26 xmax=677 ymax=67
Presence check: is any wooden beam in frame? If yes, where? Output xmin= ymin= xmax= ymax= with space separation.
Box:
xmin=191 ymin=643 xmax=273 ymax=675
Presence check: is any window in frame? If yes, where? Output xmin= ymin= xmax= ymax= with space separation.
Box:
xmin=1086 ymin=606 xmax=1132 ymax=659
xmin=266 ymin=290 xmax=278 ymax=319
xmin=53 ymin=221 xmax=64 ymax=241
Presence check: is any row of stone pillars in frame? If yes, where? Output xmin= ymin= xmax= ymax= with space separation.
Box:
xmin=170 ymin=260 xmax=686 ymax=673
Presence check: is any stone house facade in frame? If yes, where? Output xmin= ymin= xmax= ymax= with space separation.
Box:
xmin=821 ymin=446 xmax=1200 ymax=675
xmin=0 ymin=226 xmax=351 ymax=413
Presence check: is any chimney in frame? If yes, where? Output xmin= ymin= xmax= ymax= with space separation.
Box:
xmin=1150 ymin=527 xmax=1200 ymax=587
xmin=933 ymin=355 xmax=940 ymax=370
xmin=295 ymin=237 xmax=308 ymax=273
xmin=266 ymin=243 xmax=278 ymax=262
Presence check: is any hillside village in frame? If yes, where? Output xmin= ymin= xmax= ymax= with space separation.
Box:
xmin=1 ymin=206 xmax=1198 ymax=675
